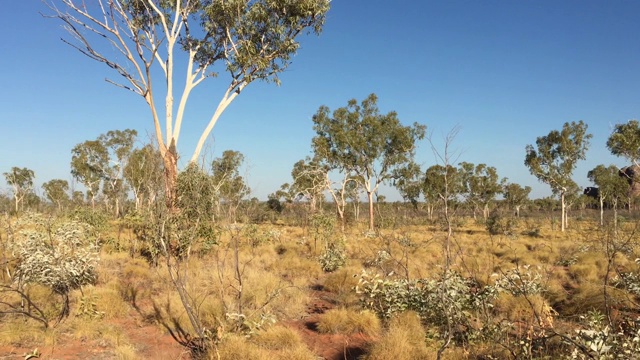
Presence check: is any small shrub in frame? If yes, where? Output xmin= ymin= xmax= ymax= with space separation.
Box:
xmin=357 ymin=269 xmax=498 ymax=344
xmin=10 ymin=215 xmax=100 ymax=294
xmin=493 ymin=265 xmax=544 ymax=296
xmin=568 ymin=310 xmax=640 ymax=359
xmin=318 ymin=242 xmax=346 ymax=272
xmin=486 ymin=209 xmax=518 ymax=237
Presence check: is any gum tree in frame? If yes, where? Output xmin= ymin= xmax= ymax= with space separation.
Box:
xmin=3 ymin=167 xmax=35 ymax=213
xmin=502 ymin=182 xmax=531 ymax=218
xmin=606 ymin=120 xmax=640 ymax=165
xmin=524 ymin=121 xmax=592 ymax=232
xmin=45 ymin=0 xmax=330 ymax=207
xmin=70 ymin=140 xmax=107 ymax=210
xmin=123 ymin=144 xmax=164 ymax=211
xmin=587 ymin=164 xmax=629 ymax=227
xmin=459 ymin=162 xmax=503 ymax=221
xmin=42 ymin=179 xmax=70 ymax=211
xmin=288 ymin=157 xmax=327 ymax=214
xmin=607 ymin=120 xmax=640 ymax=204
xmin=394 ymin=162 xmax=423 ymax=210
xmin=210 ymin=150 xmax=250 ymax=223
xmin=71 ymin=129 xmax=137 ymax=216
xmin=423 ymin=164 xmax=462 ymax=223
xmin=312 ymin=94 xmax=426 ymax=231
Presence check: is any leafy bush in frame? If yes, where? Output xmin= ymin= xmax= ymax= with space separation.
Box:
xmin=486 ymin=209 xmax=518 ymax=236
xmin=493 ymin=265 xmax=544 ymax=296
xmin=318 ymin=242 xmax=346 ymax=272
xmin=568 ymin=310 xmax=640 ymax=359
xmin=69 ymin=208 xmax=109 ymax=233
xmin=9 ymin=213 xmax=99 ymax=294
xmin=2 ymin=213 xmax=100 ymax=326
xmin=241 ymin=224 xmax=281 ymax=247
xmin=356 ymin=269 xmax=498 ymax=343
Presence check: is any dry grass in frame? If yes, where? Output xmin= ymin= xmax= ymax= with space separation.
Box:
xmin=363 ymin=311 xmax=433 ymax=360
xmin=322 ymin=266 xmax=361 ymax=305
xmin=216 ymin=331 xmax=316 ymax=360
xmin=253 ymin=325 xmax=305 ymax=350
xmin=3 ymin=215 xmax=640 ymax=359
xmin=0 ymin=318 xmax=48 ymax=346
xmin=316 ymin=308 xmax=381 ymax=336
xmin=494 ymin=293 xmax=557 ymax=328
xmin=114 ymin=344 xmax=139 ymax=360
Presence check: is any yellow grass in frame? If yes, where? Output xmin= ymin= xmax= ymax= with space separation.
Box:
xmin=363 ymin=311 xmax=433 ymax=360
xmin=316 ymin=308 xmax=381 ymax=336
xmin=3 ymin=214 xmax=640 ymax=359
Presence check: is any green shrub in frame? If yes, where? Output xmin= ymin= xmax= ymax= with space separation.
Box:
xmin=318 ymin=242 xmax=346 ymax=272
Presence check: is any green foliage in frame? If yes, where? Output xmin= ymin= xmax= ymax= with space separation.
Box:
xmin=308 ymin=213 xmax=345 ymax=271
xmin=493 ymin=265 xmax=544 ymax=296
xmin=266 ymin=196 xmax=284 ymax=213
xmin=177 ymin=163 xmax=216 ymax=219
xmin=310 ymin=213 xmax=334 ymax=245
xmin=241 ymin=224 xmax=281 ymax=247
xmin=423 ymin=164 xmax=462 ymax=206
xmin=69 ymin=208 xmax=110 ymax=233
xmin=607 ymin=119 xmax=640 ymax=163
xmin=123 ymin=144 xmax=164 ymax=210
xmin=486 ymin=209 xmax=518 ymax=236
xmin=357 ymin=270 xmax=498 ymax=343
xmin=569 ymin=310 xmax=640 ymax=359
xmin=524 ymin=120 xmax=591 ymax=195
xmin=613 ymin=259 xmax=640 ymax=296
xmin=8 ymin=213 xmax=99 ymax=294
xmin=71 ymin=129 xmax=138 ymax=216
xmin=211 ymin=150 xmax=250 ymax=222
xmin=42 ymin=179 xmax=70 ymax=211
xmin=503 ymin=182 xmax=532 ymax=214
xmin=288 ymin=157 xmax=327 ymax=207
xmin=459 ymin=162 xmax=504 ymax=216
xmin=312 ymin=93 xmax=426 ymax=230
xmin=588 ymin=164 xmax=629 ymax=205
xmin=318 ymin=241 xmax=346 ymax=272
xmin=393 ymin=162 xmax=423 ymax=207
xmin=4 ymin=167 xmax=36 ymax=212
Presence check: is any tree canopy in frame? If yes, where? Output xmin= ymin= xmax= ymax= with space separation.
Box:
xmin=46 ymin=0 xmax=331 ymax=206
xmin=312 ymin=93 xmax=426 ymax=231
xmin=524 ymin=120 xmax=591 ymax=231
xmin=607 ymin=120 xmax=640 ymax=165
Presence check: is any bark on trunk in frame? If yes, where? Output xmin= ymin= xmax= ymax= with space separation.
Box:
xmin=336 ymin=206 xmax=345 ymax=232
xmin=561 ymin=192 xmax=566 ymax=232
xmin=163 ymin=140 xmax=179 ymax=210
xmin=367 ymin=192 xmax=375 ymax=231
xmin=599 ymin=196 xmax=604 ymax=226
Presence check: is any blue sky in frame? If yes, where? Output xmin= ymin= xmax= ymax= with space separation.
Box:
xmin=1 ymin=1 xmax=638 ymax=201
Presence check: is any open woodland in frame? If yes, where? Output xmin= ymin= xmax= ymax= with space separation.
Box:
xmin=3 ymin=1 xmax=640 ymax=359
xmin=1 ymin=192 xmax=640 ymax=359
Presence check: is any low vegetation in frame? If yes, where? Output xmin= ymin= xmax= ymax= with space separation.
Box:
xmin=1 ymin=204 xmax=639 ymax=359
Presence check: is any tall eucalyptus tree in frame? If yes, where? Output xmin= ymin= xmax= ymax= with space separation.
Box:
xmin=312 ymin=94 xmax=426 ymax=231
xmin=46 ymin=0 xmax=331 ymax=207
xmin=524 ymin=121 xmax=591 ymax=232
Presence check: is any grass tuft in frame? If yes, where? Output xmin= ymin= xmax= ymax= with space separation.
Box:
xmin=316 ymin=308 xmax=380 ymax=336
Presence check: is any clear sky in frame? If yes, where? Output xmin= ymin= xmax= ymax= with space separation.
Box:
xmin=1 ymin=1 xmax=638 ymax=201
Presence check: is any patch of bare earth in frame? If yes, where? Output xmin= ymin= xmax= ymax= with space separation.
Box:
xmin=285 ymin=284 xmax=372 ymax=360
